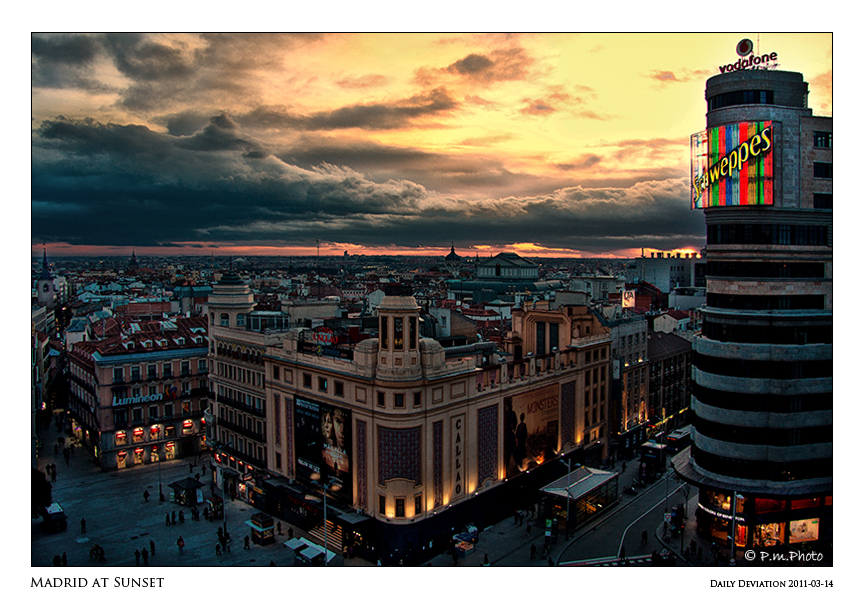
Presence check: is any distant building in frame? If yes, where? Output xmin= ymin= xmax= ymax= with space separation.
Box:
xmin=646 ymin=330 xmax=692 ymax=433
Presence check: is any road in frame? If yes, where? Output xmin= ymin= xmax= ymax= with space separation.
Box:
xmin=555 ymin=469 xmax=696 ymax=566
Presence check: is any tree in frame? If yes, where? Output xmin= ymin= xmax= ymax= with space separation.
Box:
xmin=32 ymin=468 xmax=52 ymax=518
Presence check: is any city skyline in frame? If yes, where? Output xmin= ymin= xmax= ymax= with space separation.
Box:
xmin=31 ymin=33 xmax=832 ymax=259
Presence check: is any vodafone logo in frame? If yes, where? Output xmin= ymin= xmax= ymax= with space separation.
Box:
xmin=719 ymin=39 xmax=778 ymax=73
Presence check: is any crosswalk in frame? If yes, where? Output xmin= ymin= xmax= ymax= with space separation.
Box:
xmin=560 ymin=554 xmax=654 ymax=567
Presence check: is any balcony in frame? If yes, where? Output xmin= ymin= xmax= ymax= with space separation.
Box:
xmin=216 ymin=416 xmax=266 ymax=443
xmin=215 ymin=394 xmax=266 ymax=418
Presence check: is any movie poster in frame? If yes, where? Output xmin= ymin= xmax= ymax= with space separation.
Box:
xmin=294 ymin=396 xmax=352 ymax=501
xmin=504 ymin=384 xmax=559 ymax=478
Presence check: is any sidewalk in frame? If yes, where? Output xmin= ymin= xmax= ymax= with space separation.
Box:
xmin=34 ymin=435 xmax=652 ymax=568
xmin=32 ymin=437 xmax=374 ymax=567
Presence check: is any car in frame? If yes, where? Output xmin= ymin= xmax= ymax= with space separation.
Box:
xmin=42 ymin=503 xmax=67 ymax=532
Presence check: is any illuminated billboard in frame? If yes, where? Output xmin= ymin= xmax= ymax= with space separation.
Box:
xmin=504 ymin=384 xmax=559 ymax=478
xmin=295 ymin=396 xmax=352 ymax=502
xmin=691 ymin=121 xmax=774 ymax=209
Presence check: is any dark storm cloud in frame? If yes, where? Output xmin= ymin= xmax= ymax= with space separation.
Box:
xmin=238 ymin=87 xmax=459 ymax=131
xmin=31 ymin=33 xmax=112 ymax=91
xmin=32 ymin=115 xmax=703 ymax=254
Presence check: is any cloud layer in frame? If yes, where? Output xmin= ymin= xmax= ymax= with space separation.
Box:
xmin=32 ymin=33 xmax=830 ymax=256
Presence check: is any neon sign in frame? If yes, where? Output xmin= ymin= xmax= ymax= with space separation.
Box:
xmin=691 ymin=121 xmax=774 ymax=209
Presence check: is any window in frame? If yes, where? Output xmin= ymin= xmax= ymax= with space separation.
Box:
xmin=377 ymin=392 xmax=385 ymax=407
xmin=163 ymin=363 xmax=172 ymax=378
xmin=409 ymin=317 xmax=417 ymax=350
xmin=395 ymin=498 xmax=405 ymax=518
xmin=814 ymin=162 xmax=832 ymax=178
xmin=275 ymin=452 xmax=282 ymax=470
xmin=220 ymin=313 xmax=229 ymax=327
xmin=132 ymin=407 xmax=143 ymax=423
xmin=318 ymin=377 xmax=328 ymax=392
xmin=394 ymin=317 xmax=404 ymax=350
xmin=413 ymin=391 xmax=422 ymax=407
xmin=181 ymin=361 xmax=190 ymax=376
xmin=198 ymin=359 xmax=207 ymax=373
xmin=814 ymin=131 xmax=832 ymax=148
xmin=148 ymin=365 xmax=157 ymax=379
xmin=415 ymin=495 xmax=422 ymax=515
xmin=113 ymin=368 xmax=124 ymax=384
xmin=131 ymin=366 xmax=141 ymax=381
xmin=182 ymin=401 xmax=191 ymax=416
xmin=149 ymin=406 xmax=159 ymax=420
xmin=334 ymin=381 xmax=344 ymax=397
xmin=380 ymin=316 xmax=388 ymax=350
xmin=379 ymin=495 xmax=386 ymax=515
xmin=113 ymin=409 xmax=128 ymax=428
xmin=272 ymin=365 xmax=280 ymax=381
xmin=164 ymin=404 xmax=174 ymax=418
xmin=394 ymin=393 xmax=405 ymax=408
xmin=303 ymin=373 xmax=312 ymax=388
xmin=814 ymin=193 xmax=832 ymax=209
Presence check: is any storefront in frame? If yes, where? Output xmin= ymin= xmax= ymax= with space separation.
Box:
xmin=695 ymin=488 xmax=831 ymax=548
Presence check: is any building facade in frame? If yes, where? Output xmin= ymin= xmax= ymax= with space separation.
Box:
xmin=675 ymin=68 xmax=832 ymax=552
xmin=228 ymin=297 xmax=612 ymax=564
xmin=67 ymin=315 xmax=210 ymax=471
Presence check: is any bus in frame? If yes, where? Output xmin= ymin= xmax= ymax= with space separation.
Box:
xmin=665 ymin=427 xmax=692 ymax=454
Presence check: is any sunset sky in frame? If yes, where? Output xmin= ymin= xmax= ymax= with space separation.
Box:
xmin=30 ymin=32 xmax=832 ymax=258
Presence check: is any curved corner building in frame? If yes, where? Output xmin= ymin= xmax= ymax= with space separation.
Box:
xmin=675 ymin=68 xmax=832 ymax=552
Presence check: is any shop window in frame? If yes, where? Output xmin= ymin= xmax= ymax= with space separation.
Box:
xmin=791 ymin=498 xmax=820 ymax=510
xmin=115 ymin=431 xmax=127 ymax=446
xmin=182 ymin=420 xmax=194 ymax=435
xmin=182 ymin=401 xmax=191 ymax=416
xmin=165 ymin=425 xmax=175 ymax=438
xmin=133 ymin=427 xmax=144 ymax=443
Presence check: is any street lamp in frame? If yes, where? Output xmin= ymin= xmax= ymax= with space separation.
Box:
xmin=310 ymin=472 xmax=341 ymax=566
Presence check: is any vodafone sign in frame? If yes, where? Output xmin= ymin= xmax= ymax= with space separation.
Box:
xmin=719 ymin=39 xmax=779 ymax=73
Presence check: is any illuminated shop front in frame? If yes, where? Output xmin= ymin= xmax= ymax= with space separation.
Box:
xmin=695 ymin=488 xmax=831 ymax=548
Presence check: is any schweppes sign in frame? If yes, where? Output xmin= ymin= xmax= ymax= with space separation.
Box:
xmin=691 ymin=121 xmax=774 ymax=209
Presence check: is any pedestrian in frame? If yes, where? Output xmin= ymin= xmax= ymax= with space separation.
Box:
xmin=179 ymin=510 xmax=185 ymax=523
xmin=215 ymin=543 xmax=222 ymax=556
xmin=622 ymin=461 xmax=627 ymax=473
xmin=166 ymin=513 xmax=171 ymax=526
xmin=135 ymin=549 xmax=141 ymax=566
xmin=81 ymin=518 xmax=86 ymax=534
xmin=53 ymin=555 xmax=61 ymax=567
xmin=150 ymin=539 xmax=156 ymax=556
xmin=142 ymin=548 xmax=149 ymax=565
xmin=177 ymin=536 xmax=185 ymax=552
xmin=202 ymin=465 xmax=206 ymax=475
xmin=277 ymin=522 xmax=282 ymax=536
xmin=171 ymin=511 xmax=176 ymax=525
xmin=482 ymin=553 xmax=490 ymax=566
xmin=641 ymin=530 xmax=648 ymax=545
xmin=54 ymin=443 xmax=59 ymax=455
xmin=619 ymin=546 xmax=626 ymax=561
xmin=61 ymin=552 xmax=67 ymax=566
xmin=203 ymin=506 xmax=210 ymax=521
xmin=189 ymin=463 xmax=194 ymax=474
xmin=98 ymin=546 xmax=106 ymax=563
xmin=143 ymin=490 xmax=150 ymax=502
xmin=288 ymin=527 xmax=293 ymax=539
xmin=244 ymin=535 xmax=250 ymax=550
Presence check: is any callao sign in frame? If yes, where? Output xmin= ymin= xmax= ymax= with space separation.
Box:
xmin=718 ymin=39 xmax=778 ymax=73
